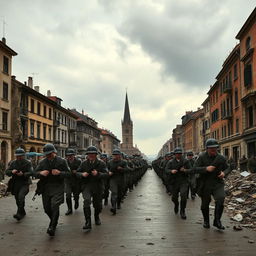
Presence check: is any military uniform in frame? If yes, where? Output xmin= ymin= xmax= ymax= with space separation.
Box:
xmin=77 ymin=146 xmax=108 ymax=229
xmin=108 ymin=149 xmax=129 ymax=215
xmin=247 ymin=156 xmax=256 ymax=173
xmin=100 ymin=154 xmax=110 ymax=206
xmin=193 ymin=138 xmax=231 ymax=229
xmin=165 ymin=149 xmax=191 ymax=219
xmin=5 ymin=148 xmax=33 ymax=220
xmin=35 ymin=144 xmax=70 ymax=236
xmin=187 ymin=152 xmax=196 ymax=200
xmin=65 ymin=154 xmax=82 ymax=215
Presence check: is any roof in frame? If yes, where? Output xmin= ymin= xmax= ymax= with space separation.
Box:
xmin=236 ymin=7 xmax=256 ymax=40
xmin=122 ymin=93 xmax=132 ymax=124
xmin=0 ymin=38 xmax=17 ymax=56
xmin=100 ymin=128 xmax=120 ymax=142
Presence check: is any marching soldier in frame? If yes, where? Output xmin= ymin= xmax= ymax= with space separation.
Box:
xmin=65 ymin=148 xmax=82 ymax=215
xmin=187 ymin=152 xmax=196 ymax=200
xmin=108 ymin=149 xmax=128 ymax=215
xmin=35 ymin=144 xmax=71 ymax=236
xmin=193 ymin=138 xmax=231 ymax=230
xmin=76 ymin=146 xmax=108 ymax=230
xmin=100 ymin=153 xmax=110 ymax=206
xmin=165 ymin=147 xmax=191 ymax=219
xmin=5 ymin=148 xmax=33 ymax=221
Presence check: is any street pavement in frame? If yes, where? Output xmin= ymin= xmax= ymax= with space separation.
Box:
xmin=0 ymin=170 xmax=256 ymax=256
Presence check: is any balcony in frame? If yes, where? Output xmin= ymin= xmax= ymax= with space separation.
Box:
xmin=222 ymin=112 xmax=232 ymax=120
xmin=223 ymin=84 xmax=232 ymax=93
xmin=53 ymin=120 xmax=60 ymax=127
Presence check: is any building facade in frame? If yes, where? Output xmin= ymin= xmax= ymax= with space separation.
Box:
xmin=0 ymin=38 xmax=17 ymax=167
xmin=100 ymin=128 xmax=120 ymax=155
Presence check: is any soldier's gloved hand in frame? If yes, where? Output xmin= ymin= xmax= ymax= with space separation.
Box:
xmin=206 ymin=166 xmax=215 ymax=172
xmin=12 ymin=169 xmax=18 ymax=174
xmin=52 ymin=169 xmax=61 ymax=175
xmin=82 ymin=172 xmax=89 ymax=177
xmin=180 ymin=167 xmax=185 ymax=172
xmin=117 ymin=166 xmax=123 ymax=170
xmin=40 ymin=170 xmax=49 ymax=176
xmin=171 ymin=169 xmax=178 ymax=174
xmin=92 ymin=170 xmax=98 ymax=176
xmin=17 ymin=171 xmax=24 ymax=176
xmin=218 ymin=171 xmax=225 ymax=179
xmin=109 ymin=172 xmax=113 ymax=176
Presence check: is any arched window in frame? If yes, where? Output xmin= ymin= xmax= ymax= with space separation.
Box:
xmin=246 ymin=37 xmax=251 ymax=52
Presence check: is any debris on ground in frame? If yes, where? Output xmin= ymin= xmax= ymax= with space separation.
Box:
xmin=225 ymin=171 xmax=256 ymax=230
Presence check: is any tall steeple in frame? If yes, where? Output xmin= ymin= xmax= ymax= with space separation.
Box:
xmin=123 ymin=92 xmax=132 ymax=124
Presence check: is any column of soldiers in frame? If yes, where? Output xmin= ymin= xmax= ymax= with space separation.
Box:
xmin=152 ymin=138 xmax=231 ymax=230
xmin=4 ymin=143 xmax=148 ymax=237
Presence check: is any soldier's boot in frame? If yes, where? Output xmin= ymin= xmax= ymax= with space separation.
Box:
xmin=65 ymin=198 xmax=73 ymax=215
xmin=110 ymin=198 xmax=116 ymax=215
xmin=47 ymin=210 xmax=59 ymax=237
xmin=94 ymin=209 xmax=101 ymax=226
xmin=202 ymin=209 xmax=210 ymax=228
xmin=83 ymin=207 xmax=92 ymax=230
xmin=180 ymin=200 xmax=187 ymax=220
xmin=213 ymin=203 xmax=225 ymax=230
xmin=13 ymin=208 xmax=20 ymax=220
xmin=74 ymin=200 xmax=79 ymax=210
xmin=172 ymin=199 xmax=179 ymax=214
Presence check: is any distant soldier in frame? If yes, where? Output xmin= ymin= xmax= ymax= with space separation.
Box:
xmin=108 ymin=149 xmax=128 ymax=215
xmin=247 ymin=154 xmax=256 ymax=173
xmin=64 ymin=148 xmax=82 ymax=215
xmin=193 ymin=138 xmax=231 ymax=230
xmin=35 ymin=144 xmax=71 ymax=236
xmin=186 ymin=152 xmax=196 ymax=200
xmin=77 ymin=146 xmax=108 ymax=230
xmin=5 ymin=148 xmax=33 ymax=221
xmin=165 ymin=147 xmax=191 ymax=219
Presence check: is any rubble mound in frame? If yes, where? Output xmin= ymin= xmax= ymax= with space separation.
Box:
xmin=225 ymin=170 xmax=256 ymax=230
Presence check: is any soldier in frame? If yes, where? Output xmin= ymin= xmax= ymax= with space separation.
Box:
xmin=108 ymin=149 xmax=128 ymax=215
xmin=165 ymin=147 xmax=191 ymax=219
xmin=187 ymin=152 xmax=196 ymax=200
xmin=247 ymin=154 xmax=256 ymax=173
xmin=77 ymin=146 xmax=108 ymax=230
xmin=65 ymin=148 xmax=82 ymax=215
xmin=193 ymin=138 xmax=231 ymax=230
xmin=100 ymin=153 xmax=110 ymax=206
xmin=35 ymin=144 xmax=70 ymax=236
xmin=5 ymin=148 xmax=33 ymax=221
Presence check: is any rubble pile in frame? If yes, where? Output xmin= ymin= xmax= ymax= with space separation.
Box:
xmin=0 ymin=182 xmax=8 ymax=198
xmin=225 ymin=170 xmax=256 ymax=230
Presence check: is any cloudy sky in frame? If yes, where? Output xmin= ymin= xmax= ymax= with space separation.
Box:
xmin=1 ymin=0 xmax=255 ymax=156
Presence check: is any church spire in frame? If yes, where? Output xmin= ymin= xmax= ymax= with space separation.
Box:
xmin=123 ymin=92 xmax=132 ymax=124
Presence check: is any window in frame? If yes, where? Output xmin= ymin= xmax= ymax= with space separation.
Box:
xmin=228 ymin=71 xmax=232 ymax=88
xmin=236 ymin=119 xmax=239 ymax=133
xmin=125 ymin=129 xmax=129 ymax=133
xmin=126 ymin=138 xmax=129 ymax=143
xmin=246 ymin=37 xmax=251 ymax=52
xmin=211 ymin=109 xmax=219 ymax=123
xmin=234 ymin=89 xmax=239 ymax=107
xmin=248 ymin=106 xmax=254 ymax=128
xmin=234 ymin=64 xmax=238 ymax=80
xmin=2 ymin=82 xmax=8 ymax=100
xmin=37 ymin=102 xmax=41 ymax=115
xmin=3 ymin=56 xmax=9 ymax=74
xmin=31 ymin=99 xmax=35 ymax=113
xmin=58 ymin=128 xmax=60 ymax=140
xmin=49 ymin=108 xmax=52 ymax=119
xmin=43 ymin=105 xmax=47 ymax=117
xmin=43 ymin=125 xmax=47 ymax=140
xmin=48 ymin=126 xmax=52 ymax=140
xmin=37 ymin=123 xmax=41 ymax=139
xmin=2 ymin=111 xmax=8 ymax=130
xmin=30 ymin=121 xmax=34 ymax=136
xmin=244 ymin=64 xmax=252 ymax=86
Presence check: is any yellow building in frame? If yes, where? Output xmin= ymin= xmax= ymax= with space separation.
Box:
xmin=12 ymin=77 xmax=54 ymax=154
xmin=0 ymin=38 xmax=17 ymax=167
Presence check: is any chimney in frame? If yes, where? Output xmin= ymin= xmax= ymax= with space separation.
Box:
xmin=28 ymin=77 xmax=33 ymax=88
xmin=34 ymin=86 xmax=40 ymax=92
xmin=2 ymin=37 xmax=6 ymax=44
xmin=24 ymin=81 xmax=27 ymax=86
xmin=47 ymin=90 xmax=51 ymax=97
